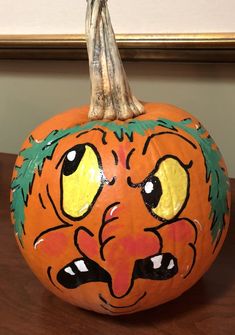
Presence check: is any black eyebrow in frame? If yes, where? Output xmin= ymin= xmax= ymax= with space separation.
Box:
xmin=142 ymin=131 xmax=197 ymax=155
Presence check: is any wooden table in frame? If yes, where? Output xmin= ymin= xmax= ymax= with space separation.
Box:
xmin=0 ymin=152 xmax=234 ymax=335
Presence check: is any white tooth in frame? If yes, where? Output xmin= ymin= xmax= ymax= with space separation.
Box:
xmin=74 ymin=260 xmax=89 ymax=272
xmin=64 ymin=266 xmax=76 ymax=276
xmin=151 ymin=255 xmax=163 ymax=269
xmin=167 ymin=259 xmax=175 ymax=270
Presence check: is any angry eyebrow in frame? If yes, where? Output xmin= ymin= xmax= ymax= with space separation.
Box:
xmin=142 ymin=131 xmax=197 ymax=155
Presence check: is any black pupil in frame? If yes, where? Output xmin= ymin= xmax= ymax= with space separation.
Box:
xmin=141 ymin=176 xmax=162 ymax=209
xmin=62 ymin=145 xmax=86 ymax=176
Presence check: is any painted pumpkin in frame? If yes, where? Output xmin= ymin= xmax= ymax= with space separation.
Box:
xmin=10 ymin=0 xmax=230 ymax=315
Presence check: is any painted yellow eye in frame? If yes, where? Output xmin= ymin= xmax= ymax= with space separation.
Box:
xmin=141 ymin=157 xmax=189 ymax=220
xmin=62 ymin=144 xmax=103 ymax=219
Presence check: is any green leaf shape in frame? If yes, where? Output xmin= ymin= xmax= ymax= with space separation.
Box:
xmin=11 ymin=117 xmax=229 ymax=248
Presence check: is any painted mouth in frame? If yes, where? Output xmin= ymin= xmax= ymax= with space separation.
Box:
xmin=134 ymin=252 xmax=178 ymax=281
xmin=56 ymin=252 xmax=178 ymax=291
xmin=57 ymin=257 xmax=111 ymax=289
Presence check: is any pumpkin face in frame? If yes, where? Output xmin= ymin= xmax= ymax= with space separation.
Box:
xmin=11 ymin=103 xmax=230 ymax=315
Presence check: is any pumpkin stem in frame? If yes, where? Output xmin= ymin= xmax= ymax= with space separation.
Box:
xmin=86 ymin=0 xmax=145 ymax=120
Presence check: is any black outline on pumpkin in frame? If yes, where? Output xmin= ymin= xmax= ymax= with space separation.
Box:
xmin=99 ymin=291 xmax=147 ymax=312
xmin=147 ymin=218 xmax=198 ymax=279
xmin=127 ymin=155 xmax=192 ymax=223
xmin=126 ymin=148 xmax=136 ymax=170
xmin=34 ymin=128 xmax=199 ymax=302
xmin=33 ymin=222 xmax=72 ymax=249
xmin=47 ymin=266 xmax=62 ymax=291
xmin=46 ymin=184 xmax=72 ymax=226
xmin=111 ymin=150 xmax=118 ymax=165
xmin=99 ymin=201 xmax=120 ymax=261
xmin=60 ymin=143 xmax=105 ymax=222
xmin=75 ymin=128 xmax=108 ymax=145
xmin=38 ymin=193 xmax=46 ymax=209
xmin=55 ymin=128 xmax=108 ymax=170
xmin=183 ymin=243 xmax=197 ymax=279
xmin=142 ymin=132 xmax=197 ymax=156
xmin=32 ymin=184 xmax=73 ymax=247
xmin=73 ymin=226 xmax=165 ymax=299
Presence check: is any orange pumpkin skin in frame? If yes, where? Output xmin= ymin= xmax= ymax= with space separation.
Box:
xmin=11 ymin=102 xmax=230 ymax=315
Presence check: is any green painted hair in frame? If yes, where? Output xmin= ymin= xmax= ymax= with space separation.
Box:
xmin=11 ymin=118 xmax=229 ymax=248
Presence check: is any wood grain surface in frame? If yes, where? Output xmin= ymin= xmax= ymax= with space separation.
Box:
xmin=0 ymin=152 xmax=234 ymax=335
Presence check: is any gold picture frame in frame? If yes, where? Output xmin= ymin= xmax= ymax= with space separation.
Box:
xmin=0 ymin=33 xmax=235 ymax=62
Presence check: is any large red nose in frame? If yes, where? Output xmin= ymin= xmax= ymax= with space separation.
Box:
xmin=105 ymin=232 xmax=161 ymax=297
xmin=77 ymin=202 xmax=161 ymax=298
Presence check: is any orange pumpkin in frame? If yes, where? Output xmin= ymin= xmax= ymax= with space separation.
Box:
xmin=10 ymin=0 xmax=230 ymax=315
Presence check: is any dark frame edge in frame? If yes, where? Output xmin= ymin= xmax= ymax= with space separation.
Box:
xmin=0 ymin=33 xmax=235 ymax=62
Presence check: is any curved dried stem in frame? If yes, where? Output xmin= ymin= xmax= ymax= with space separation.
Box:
xmin=86 ymin=0 xmax=145 ymax=120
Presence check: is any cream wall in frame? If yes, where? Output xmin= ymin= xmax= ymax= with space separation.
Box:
xmin=0 ymin=60 xmax=234 ymax=177
xmin=0 ymin=0 xmax=235 ymax=34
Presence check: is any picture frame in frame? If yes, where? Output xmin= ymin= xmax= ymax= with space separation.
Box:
xmin=0 ymin=33 xmax=235 ymax=62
